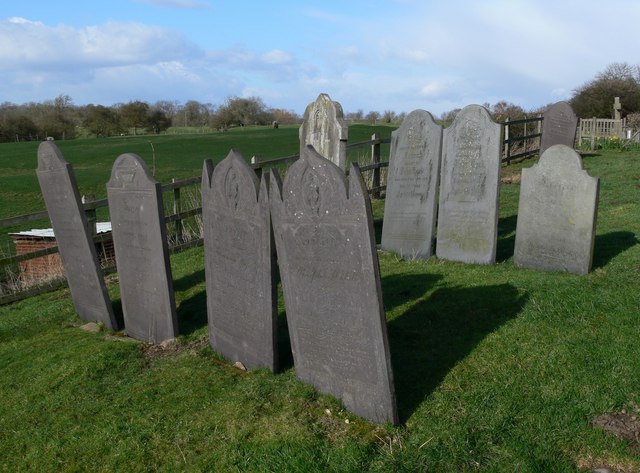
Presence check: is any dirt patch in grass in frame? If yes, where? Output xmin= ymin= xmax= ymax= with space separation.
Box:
xmin=501 ymin=173 xmax=521 ymax=184
xmin=142 ymin=337 xmax=209 ymax=358
xmin=592 ymin=408 xmax=640 ymax=451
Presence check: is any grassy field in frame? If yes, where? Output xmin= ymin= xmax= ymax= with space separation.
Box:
xmin=0 ymin=132 xmax=639 ymax=471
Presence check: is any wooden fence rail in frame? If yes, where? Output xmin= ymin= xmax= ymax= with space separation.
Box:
xmin=502 ymin=115 xmax=543 ymax=165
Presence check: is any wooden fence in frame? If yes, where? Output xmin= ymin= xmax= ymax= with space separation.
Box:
xmin=577 ymin=117 xmax=627 ymax=149
xmin=502 ymin=115 xmax=543 ymax=164
xmin=0 ymin=135 xmax=391 ymax=304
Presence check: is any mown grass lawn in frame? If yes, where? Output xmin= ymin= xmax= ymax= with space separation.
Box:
xmin=0 ymin=138 xmax=639 ymax=471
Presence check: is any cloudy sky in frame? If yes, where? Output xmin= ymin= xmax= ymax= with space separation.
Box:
xmin=1 ymin=0 xmax=638 ymax=116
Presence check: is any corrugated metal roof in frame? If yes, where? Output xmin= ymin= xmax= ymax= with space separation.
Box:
xmin=10 ymin=222 xmax=112 ymax=238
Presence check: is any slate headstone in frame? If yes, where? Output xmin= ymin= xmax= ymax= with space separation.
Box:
xmin=381 ymin=109 xmax=442 ymax=259
xmin=106 ymin=154 xmax=177 ymax=343
xmin=299 ymin=93 xmax=348 ymax=170
xmin=514 ymin=144 xmax=599 ymax=274
xmin=202 ymin=150 xmax=278 ymax=372
xmin=436 ymin=104 xmax=502 ymax=264
xmin=539 ymin=101 xmax=578 ymax=155
xmin=36 ymin=142 xmax=117 ymax=330
xmin=270 ymin=145 xmax=398 ymax=425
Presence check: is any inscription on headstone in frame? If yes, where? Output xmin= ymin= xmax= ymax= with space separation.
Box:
xmin=270 ymin=145 xmax=398 ymax=424
xmin=299 ymin=93 xmax=348 ymax=170
xmin=381 ymin=109 xmax=442 ymax=259
xmin=36 ymin=142 xmax=117 ymax=330
xmin=202 ymin=150 xmax=277 ymax=372
xmin=107 ymin=154 xmax=177 ymax=343
xmin=514 ymin=144 xmax=599 ymax=274
xmin=539 ymin=101 xmax=578 ymax=155
xmin=436 ymin=104 xmax=502 ymax=264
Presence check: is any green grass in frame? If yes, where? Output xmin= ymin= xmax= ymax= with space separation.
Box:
xmin=1 ymin=136 xmax=640 ymax=471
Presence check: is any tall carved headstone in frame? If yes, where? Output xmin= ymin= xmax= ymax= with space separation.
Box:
xmin=36 ymin=142 xmax=117 ymax=330
xmin=436 ymin=105 xmax=502 ymax=264
xmin=107 ymin=154 xmax=178 ymax=343
xmin=270 ymin=145 xmax=398 ymax=425
xmin=381 ymin=110 xmax=442 ymax=259
xmin=202 ymin=150 xmax=277 ymax=372
xmin=539 ymin=101 xmax=578 ymax=155
xmin=299 ymin=93 xmax=348 ymax=170
xmin=514 ymin=144 xmax=599 ymax=274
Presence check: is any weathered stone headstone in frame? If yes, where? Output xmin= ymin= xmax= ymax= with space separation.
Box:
xmin=201 ymin=150 xmax=277 ymax=372
xmin=270 ymin=145 xmax=398 ymax=425
xmin=36 ymin=142 xmax=118 ymax=330
xmin=436 ymin=104 xmax=502 ymax=264
xmin=514 ymin=144 xmax=599 ymax=274
xmin=106 ymin=154 xmax=177 ymax=343
xmin=539 ymin=101 xmax=578 ymax=155
xmin=299 ymin=93 xmax=348 ymax=170
xmin=381 ymin=109 xmax=442 ymax=259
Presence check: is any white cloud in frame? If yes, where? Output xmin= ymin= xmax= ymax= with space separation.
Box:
xmin=261 ymin=49 xmax=293 ymax=65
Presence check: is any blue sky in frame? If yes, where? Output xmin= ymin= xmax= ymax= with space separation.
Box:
xmin=1 ymin=0 xmax=638 ymax=116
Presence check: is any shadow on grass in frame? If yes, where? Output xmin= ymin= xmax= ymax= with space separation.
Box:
xmin=173 ymin=269 xmax=207 ymax=337
xmin=111 ymin=297 xmax=125 ymax=331
xmin=592 ymin=231 xmax=639 ymax=269
xmin=385 ymin=275 xmax=528 ymax=422
xmin=496 ymin=214 xmax=518 ymax=262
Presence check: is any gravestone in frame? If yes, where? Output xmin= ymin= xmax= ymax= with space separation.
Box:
xmin=436 ymin=104 xmax=502 ymax=264
xmin=36 ymin=142 xmax=118 ymax=330
xmin=539 ymin=101 xmax=578 ymax=155
xmin=514 ymin=144 xmax=599 ymax=274
xmin=381 ymin=109 xmax=442 ymax=259
xmin=299 ymin=93 xmax=348 ymax=170
xmin=106 ymin=154 xmax=178 ymax=343
xmin=202 ymin=150 xmax=277 ymax=372
xmin=270 ymin=145 xmax=398 ymax=425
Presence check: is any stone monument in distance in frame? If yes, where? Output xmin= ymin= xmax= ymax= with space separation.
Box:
xmin=299 ymin=93 xmax=348 ymax=170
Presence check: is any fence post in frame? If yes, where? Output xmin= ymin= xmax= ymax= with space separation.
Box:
xmin=591 ymin=117 xmax=596 ymax=151
xmin=370 ymin=133 xmax=381 ymax=199
xmin=172 ymin=178 xmax=183 ymax=244
xmin=504 ymin=118 xmax=511 ymax=164
xmin=81 ymin=194 xmax=97 ymax=236
xmin=251 ymin=155 xmax=262 ymax=180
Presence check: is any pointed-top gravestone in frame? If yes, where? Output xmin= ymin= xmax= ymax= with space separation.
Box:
xmin=514 ymin=144 xmax=599 ymax=275
xmin=381 ymin=109 xmax=442 ymax=259
xmin=270 ymin=145 xmax=398 ymax=425
xmin=36 ymin=142 xmax=117 ymax=330
xmin=436 ymin=104 xmax=502 ymax=264
xmin=299 ymin=93 xmax=348 ymax=170
xmin=202 ymin=150 xmax=278 ymax=372
xmin=539 ymin=101 xmax=578 ymax=155
xmin=107 ymin=154 xmax=177 ymax=344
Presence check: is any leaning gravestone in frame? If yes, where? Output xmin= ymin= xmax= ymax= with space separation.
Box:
xmin=201 ymin=150 xmax=277 ymax=372
xmin=381 ymin=109 xmax=442 ymax=259
xmin=436 ymin=104 xmax=502 ymax=264
xmin=36 ymin=142 xmax=118 ymax=330
xmin=107 ymin=154 xmax=178 ymax=343
xmin=539 ymin=101 xmax=578 ymax=155
xmin=514 ymin=144 xmax=599 ymax=274
xmin=299 ymin=93 xmax=348 ymax=170
xmin=270 ymin=145 xmax=398 ymax=425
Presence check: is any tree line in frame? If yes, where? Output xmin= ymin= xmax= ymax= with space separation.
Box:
xmin=2 ymin=62 xmax=638 ymax=143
